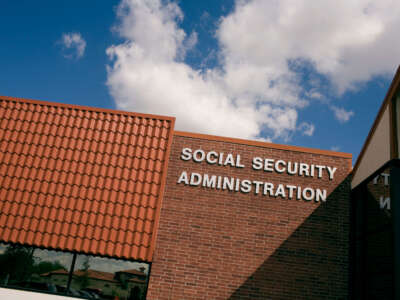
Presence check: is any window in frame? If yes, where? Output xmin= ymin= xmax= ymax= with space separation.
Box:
xmin=352 ymin=166 xmax=394 ymax=299
xmin=0 ymin=243 xmax=149 ymax=300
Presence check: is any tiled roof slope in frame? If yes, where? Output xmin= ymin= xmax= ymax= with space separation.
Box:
xmin=0 ymin=96 xmax=175 ymax=262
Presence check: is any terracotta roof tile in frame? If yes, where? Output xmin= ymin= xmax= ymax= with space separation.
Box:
xmin=85 ymin=225 xmax=93 ymax=239
xmin=130 ymin=245 xmax=139 ymax=259
xmin=144 ymin=220 xmax=152 ymax=234
xmin=98 ymin=240 xmax=106 ymax=254
xmin=93 ymin=226 xmax=102 ymax=240
xmin=2 ymin=227 xmax=12 ymax=241
xmin=65 ymin=236 xmax=75 ymax=250
xmin=0 ymin=96 xmax=174 ymax=262
xmin=18 ymin=229 xmax=27 ymax=242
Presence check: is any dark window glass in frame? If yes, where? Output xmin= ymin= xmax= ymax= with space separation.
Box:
xmin=72 ymin=254 xmax=148 ymax=300
xmin=0 ymin=244 xmax=149 ymax=300
xmin=352 ymin=166 xmax=394 ymax=299
xmin=0 ymin=244 xmax=72 ymax=294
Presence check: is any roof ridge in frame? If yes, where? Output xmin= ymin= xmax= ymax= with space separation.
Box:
xmin=0 ymin=95 xmax=175 ymax=122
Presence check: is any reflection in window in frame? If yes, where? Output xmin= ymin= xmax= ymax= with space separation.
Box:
xmin=70 ymin=254 xmax=148 ymax=299
xmin=0 ymin=244 xmax=71 ymax=294
xmin=0 ymin=243 xmax=149 ymax=300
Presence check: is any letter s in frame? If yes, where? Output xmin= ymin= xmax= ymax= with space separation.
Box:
xmin=181 ymin=148 xmax=192 ymax=161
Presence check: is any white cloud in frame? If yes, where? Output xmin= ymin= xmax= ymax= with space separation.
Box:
xmin=218 ymin=0 xmax=400 ymax=94
xmin=331 ymin=106 xmax=355 ymax=123
xmin=106 ymin=0 xmax=400 ymax=141
xmin=60 ymin=32 xmax=86 ymax=59
xmin=305 ymin=90 xmax=324 ymax=101
xmin=298 ymin=122 xmax=315 ymax=136
xmin=181 ymin=31 xmax=198 ymax=58
xmin=106 ymin=0 xmax=302 ymax=140
xmin=331 ymin=146 xmax=341 ymax=152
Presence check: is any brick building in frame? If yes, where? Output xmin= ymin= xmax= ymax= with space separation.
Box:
xmin=147 ymin=132 xmax=351 ymax=299
xmin=0 ymin=68 xmax=399 ymax=299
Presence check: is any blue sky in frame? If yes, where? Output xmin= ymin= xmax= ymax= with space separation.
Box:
xmin=1 ymin=0 xmax=399 ymax=164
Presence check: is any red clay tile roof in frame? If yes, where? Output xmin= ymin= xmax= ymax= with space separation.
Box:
xmin=128 ymin=277 xmax=146 ymax=284
xmin=74 ymin=269 xmax=117 ymax=282
xmin=41 ymin=269 xmax=69 ymax=276
xmin=0 ymin=96 xmax=175 ymax=262
xmin=42 ymin=269 xmax=117 ymax=282
xmin=118 ymin=269 xmax=146 ymax=276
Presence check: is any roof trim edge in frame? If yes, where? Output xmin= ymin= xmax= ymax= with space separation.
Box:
xmin=0 ymin=95 xmax=175 ymax=122
xmin=174 ymin=131 xmax=352 ymax=160
xmin=351 ymin=65 xmax=400 ymax=189
xmin=147 ymin=119 xmax=176 ymax=262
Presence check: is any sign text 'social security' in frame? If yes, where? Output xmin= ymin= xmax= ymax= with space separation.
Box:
xmin=177 ymin=148 xmax=339 ymax=202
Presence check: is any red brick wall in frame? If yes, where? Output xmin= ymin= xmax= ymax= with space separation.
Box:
xmin=147 ymin=134 xmax=352 ymax=299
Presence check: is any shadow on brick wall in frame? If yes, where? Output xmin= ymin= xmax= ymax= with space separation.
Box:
xmin=229 ymin=177 xmax=351 ymax=300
